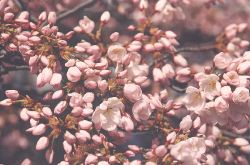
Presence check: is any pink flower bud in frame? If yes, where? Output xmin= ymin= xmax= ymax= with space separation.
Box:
xmin=32 ymin=123 xmax=46 ymax=136
xmin=67 ymin=66 xmax=82 ymax=82
xmin=81 ymin=108 xmax=93 ymax=117
xmin=98 ymin=80 xmax=108 ymax=91
xmin=166 ymin=131 xmax=176 ymax=143
xmin=144 ymin=44 xmax=155 ymax=52
xmin=36 ymin=136 xmax=49 ymax=150
xmin=193 ymin=116 xmax=201 ymax=128
xmin=155 ymin=0 xmax=167 ymax=12
xmin=139 ymin=0 xmax=148 ymax=10
xmin=221 ymin=86 xmax=232 ymax=100
xmin=92 ymin=134 xmax=102 ymax=144
xmin=63 ymin=140 xmax=72 ymax=153
xmin=162 ymin=64 xmax=175 ymax=78
xmin=237 ymin=61 xmax=250 ymax=74
xmin=26 ymin=111 xmax=40 ymax=119
xmin=128 ymin=145 xmax=140 ymax=152
xmin=64 ymin=131 xmax=76 ymax=144
xmin=100 ymin=11 xmax=110 ymax=23
xmin=173 ymin=54 xmax=188 ymax=67
xmin=127 ymin=41 xmax=142 ymax=52
xmin=29 ymin=36 xmax=41 ymax=43
xmin=240 ymin=145 xmax=250 ymax=154
xmin=155 ymin=145 xmax=167 ymax=157
xmin=110 ymin=32 xmax=119 ymax=42
xmin=78 ymin=120 xmax=92 ymax=130
xmin=232 ymin=87 xmax=249 ymax=103
xmin=125 ymin=150 xmax=135 ymax=157
xmin=54 ymin=101 xmax=67 ymax=114
xmin=85 ymin=154 xmax=98 ymax=165
xmin=179 ymin=115 xmax=192 ymax=132
xmin=82 ymin=92 xmax=94 ymax=103
xmin=42 ymin=67 xmax=53 ymax=83
xmin=109 ymin=156 xmax=117 ymax=163
xmin=38 ymin=11 xmax=47 ymax=21
xmin=52 ymin=90 xmax=64 ymax=100
xmin=123 ymin=83 xmax=142 ymax=103
xmin=153 ymin=68 xmax=164 ymax=81
xmin=48 ymin=12 xmax=56 ymax=24
xmin=120 ymin=116 xmax=134 ymax=131
xmin=159 ymin=37 xmax=171 ymax=48
xmin=42 ymin=107 xmax=53 ymax=117
xmin=76 ymin=130 xmax=91 ymax=143
xmin=4 ymin=12 xmax=14 ymax=22
xmin=5 ymin=90 xmax=19 ymax=100
xmin=71 ymin=107 xmax=83 ymax=116
xmin=45 ymin=149 xmax=54 ymax=164
xmin=21 ymin=158 xmax=32 ymax=165
xmin=205 ymin=139 xmax=215 ymax=148
xmin=20 ymin=108 xmax=30 ymax=121
xmin=16 ymin=34 xmax=28 ymax=42
xmin=234 ymin=138 xmax=249 ymax=146
xmin=50 ymin=73 xmax=62 ymax=87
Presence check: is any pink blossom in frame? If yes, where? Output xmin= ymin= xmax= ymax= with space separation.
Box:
xmin=107 ymin=45 xmax=126 ymax=63
xmin=232 ymin=87 xmax=249 ymax=103
xmin=123 ymin=83 xmax=142 ymax=103
xmin=92 ymin=97 xmax=123 ymax=131
xmin=36 ymin=136 xmax=49 ymax=150
xmin=5 ymin=90 xmax=19 ymax=100
xmin=213 ymin=52 xmax=232 ymax=69
xmin=100 ymin=11 xmax=110 ymax=23
xmin=67 ymin=66 xmax=82 ymax=82
xmin=179 ymin=115 xmax=192 ymax=132
xmin=214 ymin=96 xmax=229 ymax=112
xmin=78 ymin=16 xmax=95 ymax=33
xmin=185 ymin=86 xmax=206 ymax=113
xmin=170 ymin=137 xmax=206 ymax=165
xmin=132 ymin=99 xmax=153 ymax=121
xmin=199 ymin=74 xmax=221 ymax=100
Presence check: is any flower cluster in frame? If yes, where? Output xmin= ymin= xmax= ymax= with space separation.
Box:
xmin=1 ymin=0 xmax=250 ymax=165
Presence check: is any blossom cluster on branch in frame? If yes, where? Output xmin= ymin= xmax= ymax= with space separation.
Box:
xmin=1 ymin=0 xmax=250 ymax=165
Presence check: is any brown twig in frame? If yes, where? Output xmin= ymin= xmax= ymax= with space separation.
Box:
xmin=175 ymin=44 xmax=216 ymax=54
xmin=221 ymin=129 xmax=250 ymax=141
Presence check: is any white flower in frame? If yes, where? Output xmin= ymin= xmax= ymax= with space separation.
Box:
xmin=92 ymin=97 xmax=123 ymax=131
xmin=170 ymin=137 xmax=206 ymax=165
xmin=185 ymin=86 xmax=206 ymax=113
xmin=107 ymin=45 xmax=127 ymax=63
xmin=127 ymin=62 xmax=149 ymax=80
xmin=199 ymin=74 xmax=221 ymax=100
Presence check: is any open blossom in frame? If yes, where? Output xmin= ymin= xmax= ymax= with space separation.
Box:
xmin=107 ymin=44 xmax=126 ymax=63
xmin=185 ymin=86 xmax=206 ymax=113
xmin=213 ymin=52 xmax=232 ymax=69
xmin=170 ymin=137 xmax=206 ymax=165
xmin=123 ymin=83 xmax=142 ymax=103
xmin=199 ymin=74 xmax=221 ymax=100
xmin=92 ymin=97 xmax=123 ymax=131
xmin=78 ymin=16 xmax=95 ymax=33
xmin=132 ymin=99 xmax=153 ymax=121
xmin=223 ymin=71 xmax=240 ymax=86
xmin=232 ymin=87 xmax=249 ymax=103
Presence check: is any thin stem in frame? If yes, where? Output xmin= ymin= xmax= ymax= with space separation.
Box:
xmin=175 ymin=44 xmax=216 ymax=54
xmin=221 ymin=129 xmax=250 ymax=141
xmin=41 ymin=0 xmax=97 ymax=26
